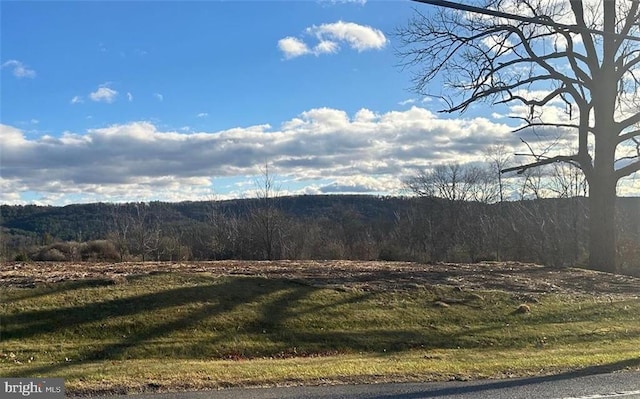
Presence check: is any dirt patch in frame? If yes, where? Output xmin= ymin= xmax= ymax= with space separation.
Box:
xmin=1 ymin=260 xmax=639 ymax=297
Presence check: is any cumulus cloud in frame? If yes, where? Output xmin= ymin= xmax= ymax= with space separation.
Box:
xmin=1 ymin=106 xmax=532 ymax=204
xmin=89 ymin=84 xmax=118 ymax=103
xmin=127 ymin=92 xmax=134 ymax=102
xmin=197 ymin=112 xmax=209 ymax=118
xmin=70 ymin=96 xmax=83 ymax=104
xmin=279 ymin=20 xmax=386 ymax=59
xmin=154 ymin=93 xmax=164 ymax=101
xmin=308 ymin=21 xmax=386 ymax=52
xmin=1 ymin=60 xmax=36 ymax=78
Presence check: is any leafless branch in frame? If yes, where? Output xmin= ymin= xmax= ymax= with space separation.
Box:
xmin=511 ymin=122 xmax=580 ymax=134
xmin=618 ymin=129 xmax=640 ymax=144
xmin=615 ymin=159 xmax=640 ymax=180
xmin=501 ymin=154 xmax=581 ymax=174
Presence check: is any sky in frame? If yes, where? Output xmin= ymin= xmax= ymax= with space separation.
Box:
xmin=1 ymin=0 xmax=638 ymax=205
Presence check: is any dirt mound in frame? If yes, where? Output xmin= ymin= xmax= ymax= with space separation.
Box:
xmin=1 ymin=260 xmax=639 ymax=297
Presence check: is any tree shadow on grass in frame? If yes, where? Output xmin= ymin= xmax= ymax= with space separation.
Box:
xmin=4 ymin=273 xmax=639 ymax=380
xmin=4 ymin=273 xmax=382 ymax=377
xmin=1 ymin=278 xmax=123 ymax=305
xmin=3 ymin=275 xmax=319 ymax=376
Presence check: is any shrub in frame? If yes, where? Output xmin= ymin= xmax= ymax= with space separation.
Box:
xmin=31 ymin=242 xmax=83 ymax=261
xmin=378 ymin=245 xmax=414 ymax=262
xmin=14 ymin=253 xmax=29 ymax=262
xmin=35 ymin=248 xmax=67 ymax=261
xmin=81 ymin=240 xmax=120 ymax=261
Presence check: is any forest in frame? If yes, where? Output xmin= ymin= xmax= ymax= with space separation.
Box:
xmin=2 ymin=191 xmax=639 ymax=276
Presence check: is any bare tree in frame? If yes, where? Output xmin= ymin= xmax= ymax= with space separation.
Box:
xmin=248 ymin=163 xmax=288 ymax=260
xmin=407 ymin=163 xmax=482 ymax=201
xmin=407 ymin=163 xmax=499 ymax=203
xmin=398 ymin=0 xmax=640 ymax=272
xmin=108 ymin=204 xmax=132 ymax=262
xmin=206 ymin=197 xmax=241 ymax=260
xmin=485 ymin=144 xmax=513 ymax=202
xmin=130 ymin=202 xmax=160 ymax=262
xmin=518 ymin=166 xmax=546 ymax=200
xmin=406 ymin=162 xmax=500 ymax=261
xmin=548 ymin=161 xmax=588 ymax=198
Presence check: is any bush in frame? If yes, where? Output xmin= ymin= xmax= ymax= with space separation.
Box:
xmin=14 ymin=253 xmax=29 ymax=262
xmin=35 ymin=248 xmax=67 ymax=261
xmin=81 ymin=240 xmax=120 ymax=261
xmin=378 ymin=245 xmax=415 ymax=262
xmin=31 ymin=242 xmax=83 ymax=261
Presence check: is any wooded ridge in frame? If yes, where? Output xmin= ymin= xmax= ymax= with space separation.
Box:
xmin=1 ymin=195 xmax=638 ymax=275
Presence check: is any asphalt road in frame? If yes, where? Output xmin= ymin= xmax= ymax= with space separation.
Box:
xmin=86 ymin=371 xmax=640 ymax=399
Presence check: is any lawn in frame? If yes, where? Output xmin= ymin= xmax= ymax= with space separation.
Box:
xmin=1 ymin=261 xmax=639 ymax=395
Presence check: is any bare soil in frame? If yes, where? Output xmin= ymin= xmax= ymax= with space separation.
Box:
xmin=2 ymin=260 xmax=640 ymax=297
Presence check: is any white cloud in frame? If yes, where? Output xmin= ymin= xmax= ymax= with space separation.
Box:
xmin=154 ymin=93 xmax=164 ymax=102
xmin=1 ymin=106 xmax=529 ymax=204
xmin=308 ymin=21 xmax=387 ymax=52
xmin=197 ymin=112 xmax=209 ymax=118
xmin=354 ymin=108 xmax=378 ymax=122
xmin=279 ymin=20 xmax=386 ymax=59
xmin=70 ymin=96 xmax=83 ymax=104
xmin=127 ymin=92 xmax=133 ymax=102
xmin=89 ymin=84 xmax=118 ymax=103
xmin=481 ymin=35 xmax=514 ymax=55
xmin=399 ymin=98 xmax=416 ymax=106
xmin=313 ymin=40 xmax=339 ymax=55
xmin=278 ymin=37 xmax=310 ymax=59
xmin=1 ymin=124 xmax=28 ymax=146
xmin=1 ymin=60 xmax=36 ymax=79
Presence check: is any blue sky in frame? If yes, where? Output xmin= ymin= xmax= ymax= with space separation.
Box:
xmin=3 ymin=1 xmax=411 ymax=132
xmin=1 ymin=0 xmax=638 ymax=205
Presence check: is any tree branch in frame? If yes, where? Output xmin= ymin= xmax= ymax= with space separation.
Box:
xmin=510 ymin=122 xmax=581 ymax=134
xmin=618 ymin=129 xmax=640 ymax=144
xmin=617 ymin=111 xmax=640 ymax=131
xmin=501 ymin=154 xmax=582 ymax=174
xmin=569 ymin=0 xmax=600 ymax=72
xmin=615 ymin=159 xmax=640 ymax=180
xmin=501 ymin=86 xmax=574 ymax=108
xmin=617 ymin=51 xmax=640 ymax=79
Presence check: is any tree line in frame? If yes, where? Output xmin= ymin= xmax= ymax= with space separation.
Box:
xmin=1 ymin=162 xmax=639 ymax=276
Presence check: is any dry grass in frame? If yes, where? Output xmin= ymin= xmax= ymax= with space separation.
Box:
xmin=1 ymin=261 xmax=639 ymax=395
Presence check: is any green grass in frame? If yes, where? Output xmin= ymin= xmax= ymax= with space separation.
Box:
xmin=1 ymin=272 xmax=639 ymax=394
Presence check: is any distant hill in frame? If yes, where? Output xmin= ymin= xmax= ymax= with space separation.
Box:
xmin=1 ymin=195 xmax=638 ymax=275
xmin=0 ymin=195 xmax=412 ymax=242
xmin=2 ymin=195 xmax=639 ymax=242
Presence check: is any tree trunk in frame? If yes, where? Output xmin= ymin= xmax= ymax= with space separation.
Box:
xmin=588 ymin=0 xmax=618 ymax=274
xmin=588 ymin=172 xmax=617 ymax=273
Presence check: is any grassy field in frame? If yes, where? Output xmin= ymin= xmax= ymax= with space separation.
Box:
xmin=1 ymin=266 xmax=640 ymax=395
